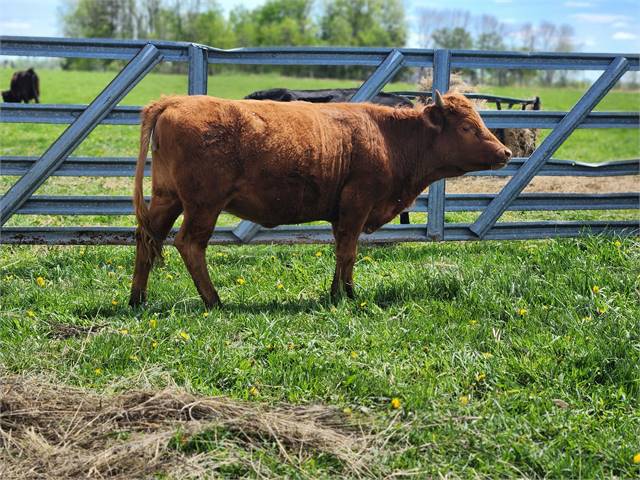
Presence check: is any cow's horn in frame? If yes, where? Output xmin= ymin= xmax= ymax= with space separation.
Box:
xmin=434 ymin=89 xmax=445 ymax=108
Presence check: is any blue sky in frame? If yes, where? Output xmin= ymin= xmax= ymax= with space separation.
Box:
xmin=1 ymin=0 xmax=638 ymax=53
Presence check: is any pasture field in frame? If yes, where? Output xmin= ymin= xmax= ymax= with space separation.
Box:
xmin=1 ymin=68 xmax=639 ymax=478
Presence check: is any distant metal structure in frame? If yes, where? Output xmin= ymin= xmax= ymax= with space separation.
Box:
xmin=0 ymin=36 xmax=638 ymax=245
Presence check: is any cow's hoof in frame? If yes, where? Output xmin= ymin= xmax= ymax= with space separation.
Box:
xmin=128 ymin=291 xmax=146 ymax=307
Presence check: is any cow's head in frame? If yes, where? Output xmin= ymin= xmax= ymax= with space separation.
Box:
xmin=423 ymin=90 xmax=511 ymax=172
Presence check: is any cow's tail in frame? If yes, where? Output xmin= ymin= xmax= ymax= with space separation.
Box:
xmin=134 ymin=99 xmax=172 ymax=265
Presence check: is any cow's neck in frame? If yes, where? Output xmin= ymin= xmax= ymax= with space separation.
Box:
xmin=376 ymin=111 xmax=462 ymax=204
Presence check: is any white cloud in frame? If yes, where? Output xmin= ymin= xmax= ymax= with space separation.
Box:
xmin=564 ymin=2 xmax=593 ymax=8
xmin=564 ymin=1 xmax=592 ymax=7
xmin=571 ymin=13 xmax=626 ymax=23
xmin=0 ymin=21 xmax=32 ymax=31
xmin=612 ymin=31 xmax=638 ymax=40
xmin=612 ymin=20 xmax=629 ymax=28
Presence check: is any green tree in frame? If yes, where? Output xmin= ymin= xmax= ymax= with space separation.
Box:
xmin=321 ymin=0 xmax=406 ymax=47
xmin=431 ymin=27 xmax=472 ymax=49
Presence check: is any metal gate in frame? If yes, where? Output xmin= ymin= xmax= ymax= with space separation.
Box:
xmin=1 ymin=37 xmax=638 ymax=244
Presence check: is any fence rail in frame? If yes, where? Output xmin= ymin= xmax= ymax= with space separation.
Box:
xmin=1 ymin=36 xmax=638 ymax=245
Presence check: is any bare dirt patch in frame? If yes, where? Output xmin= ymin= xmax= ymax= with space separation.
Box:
xmin=0 ymin=375 xmax=382 ymax=479
xmin=447 ymin=176 xmax=639 ymax=194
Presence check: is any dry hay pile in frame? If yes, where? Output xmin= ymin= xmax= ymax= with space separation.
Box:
xmin=418 ymin=73 xmax=538 ymax=157
xmin=0 ymin=375 xmax=389 ymax=479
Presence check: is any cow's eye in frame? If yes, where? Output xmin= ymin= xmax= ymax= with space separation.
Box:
xmin=462 ymin=125 xmax=472 ymax=132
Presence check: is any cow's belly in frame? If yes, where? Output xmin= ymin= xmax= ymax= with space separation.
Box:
xmin=224 ymin=178 xmax=339 ymax=227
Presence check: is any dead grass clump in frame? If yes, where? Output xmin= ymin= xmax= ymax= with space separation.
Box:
xmin=0 ymin=375 xmax=376 ymax=479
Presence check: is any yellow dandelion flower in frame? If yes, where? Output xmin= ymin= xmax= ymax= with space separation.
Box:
xmin=236 ymin=277 xmax=245 ymax=285
xmin=117 ymin=265 xmax=123 ymax=270
xmin=475 ymin=372 xmax=486 ymax=382
xmin=315 ymin=251 xmax=322 ymax=257
xmin=581 ymin=316 xmax=592 ymax=322
xmin=202 ymin=311 xmax=209 ymax=318
xmin=149 ymin=318 xmax=158 ymax=328
xmin=459 ymin=395 xmax=469 ymax=406
xmin=481 ymin=352 xmax=493 ymax=359
xmin=360 ymin=301 xmax=367 ymax=308
xmin=597 ymin=306 xmax=607 ymax=315
xmin=350 ymin=351 xmax=358 ymax=359
xmin=517 ymin=308 xmax=527 ymax=317
xmin=179 ymin=331 xmax=190 ymax=341
xmin=36 ymin=276 xmax=45 ymax=287
xmin=111 ymin=299 xmax=118 ymax=306
xmin=469 ymin=320 xmax=478 ymax=326
xmin=362 ymin=256 xmax=373 ymax=262
xmin=151 ymin=341 xmax=159 ymax=349
xmin=287 ymin=342 xmax=295 ymax=350
xmin=592 ymin=285 xmax=600 ymax=294
xmin=614 ymin=240 xmax=622 ymax=248
xmin=390 ymin=398 xmax=401 ymax=409
xmin=633 ymin=453 xmax=640 ymax=464
xmin=165 ymin=273 xmax=174 ymax=280
xmin=343 ymin=407 xmax=352 ymax=415
xmin=26 ymin=310 xmax=35 ymax=318
xmin=119 ymin=328 xmax=129 ymax=335
xmin=94 ymin=368 xmax=103 ymax=376
xmin=276 ymin=282 xmax=284 ymax=289
xmin=128 ymin=354 xmax=138 ymax=361
xmin=249 ymin=386 xmax=259 ymax=397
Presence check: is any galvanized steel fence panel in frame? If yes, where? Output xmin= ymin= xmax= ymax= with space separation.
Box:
xmin=0 ymin=36 xmax=638 ymax=245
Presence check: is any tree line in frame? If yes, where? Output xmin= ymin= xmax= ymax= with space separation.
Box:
xmin=60 ymin=1 xmax=590 ymax=86
xmin=60 ymin=0 xmax=406 ymax=77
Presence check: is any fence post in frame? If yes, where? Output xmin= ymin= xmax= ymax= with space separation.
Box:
xmin=188 ymin=44 xmax=208 ymax=95
xmin=426 ymin=49 xmax=450 ymax=241
xmin=0 ymin=44 xmax=162 ymax=226
xmin=469 ymin=56 xmax=630 ymax=238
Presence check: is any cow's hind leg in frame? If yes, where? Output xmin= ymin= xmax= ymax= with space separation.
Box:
xmin=174 ymin=206 xmax=222 ymax=309
xmin=129 ymin=192 xmax=182 ymax=306
xmin=330 ymin=190 xmax=371 ymax=301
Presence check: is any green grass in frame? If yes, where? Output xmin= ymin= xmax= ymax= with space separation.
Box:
xmin=1 ymin=68 xmax=639 ymax=477
xmin=1 ymin=238 xmax=639 ymax=477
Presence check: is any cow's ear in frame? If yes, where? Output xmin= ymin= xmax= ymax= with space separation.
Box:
xmin=423 ymin=104 xmax=445 ymax=133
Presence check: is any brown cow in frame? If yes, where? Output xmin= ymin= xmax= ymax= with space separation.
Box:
xmin=129 ymin=91 xmax=511 ymax=308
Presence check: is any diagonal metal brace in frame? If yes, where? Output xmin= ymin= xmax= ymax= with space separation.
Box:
xmin=469 ymin=56 xmax=630 ymax=238
xmin=0 ymin=43 xmax=162 ymax=226
xmin=233 ymin=49 xmax=406 ymax=243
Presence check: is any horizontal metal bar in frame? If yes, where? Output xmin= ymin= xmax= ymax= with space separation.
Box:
xmin=2 ymin=36 xmax=638 ymax=70
xmin=2 ymin=156 xmax=638 ymax=178
xmin=0 ymin=36 xmax=190 ymax=62
xmin=480 ymin=111 xmax=639 ymax=129
xmin=15 ymin=192 xmax=639 ymax=216
xmin=0 ymin=104 xmax=141 ymax=124
xmin=468 ymin=158 xmax=640 ymax=177
xmin=1 ymin=220 xmax=637 ymax=245
xmin=3 ymin=104 xmax=637 ymax=129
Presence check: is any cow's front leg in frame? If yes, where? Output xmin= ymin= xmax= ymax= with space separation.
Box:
xmin=330 ymin=192 xmax=371 ymax=301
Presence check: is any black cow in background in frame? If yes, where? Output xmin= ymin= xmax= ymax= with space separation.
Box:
xmin=2 ymin=68 xmax=40 ymax=103
xmin=246 ymin=87 xmax=414 ymax=223
xmin=245 ymin=88 xmax=414 ymax=108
